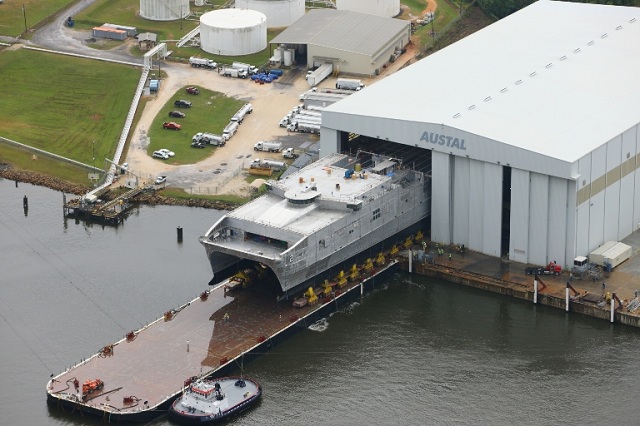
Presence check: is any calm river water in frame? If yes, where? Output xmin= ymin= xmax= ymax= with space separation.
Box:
xmin=1 ymin=178 xmax=639 ymax=426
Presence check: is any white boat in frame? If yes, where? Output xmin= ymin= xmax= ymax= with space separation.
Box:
xmin=200 ymin=151 xmax=429 ymax=294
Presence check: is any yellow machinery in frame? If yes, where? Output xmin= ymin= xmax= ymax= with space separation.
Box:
xmin=415 ymin=230 xmax=424 ymax=241
xmin=322 ymin=279 xmax=332 ymax=296
xmin=389 ymin=245 xmax=399 ymax=257
xmin=375 ymin=252 xmax=386 ymax=266
xmin=304 ymin=287 xmax=318 ymax=305
xmin=348 ymin=264 xmax=360 ymax=281
xmin=402 ymin=236 xmax=413 ymax=249
xmin=335 ymin=270 xmax=348 ymax=288
xmin=363 ymin=258 xmax=374 ymax=273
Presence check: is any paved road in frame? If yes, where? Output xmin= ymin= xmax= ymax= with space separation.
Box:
xmin=30 ymin=0 xmax=143 ymax=64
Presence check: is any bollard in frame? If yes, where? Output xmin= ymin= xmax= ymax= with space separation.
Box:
xmin=177 ymin=226 xmax=183 ymax=243
xmin=534 ymin=276 xmax=538 ymax=304
xmin=565 ymin=282 xmax=570 ymax=312
xmin=23 ymin=195 xmax=28 ymax=208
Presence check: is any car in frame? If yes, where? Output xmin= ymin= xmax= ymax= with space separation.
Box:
xmin=158 ymin=148 xmax=175 ymax=157
xmin=191 ymin=141 xmax=206 ymax=149
xmin=174 ymin=100 xmax=192 ymax=108
xmin=169 ymin=110 xmax=185 ymax=118
xmin=155 ymin=176 xmax=167 ymax=185
xmin=186 ymin=86 xmax=199 ymax=95
xmin=163 ymin=121 xmax=181 ymax=130
xmin=152 ymin=151 xmax=169 ymax=160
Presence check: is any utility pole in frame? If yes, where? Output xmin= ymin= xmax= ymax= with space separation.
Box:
xmin=22 ymin=4 xmax=27 ymax=34
xmin=92 ymin=140 xmax=96 ymax=171
xmin=180 ymin=4 xmax=183 ymax=30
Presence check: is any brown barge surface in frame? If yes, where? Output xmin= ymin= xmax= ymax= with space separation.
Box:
xmin=46 ymin=257 xmax=398 ymax=423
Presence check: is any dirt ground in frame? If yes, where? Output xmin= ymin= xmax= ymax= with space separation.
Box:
xmin=123 ymin=50 xmax=418 ymax=197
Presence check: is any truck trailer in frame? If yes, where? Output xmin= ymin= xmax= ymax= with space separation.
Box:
xmin=232 ymin=62 xmax=258 ymax=75
xmin=335 ymin=78 xmax=365 ymax=91
xmin=231 ymin=103 xmax=253 ymax=124
xmin=306 ymin=63 xmax=333 ymax=87
xmin=223 ymin=121 xmax=239 ymax=139
xmin=250 ymin=158 xmax=286 ymax=171
xmin=189 ymin=57 xmax=217 ymax=69
xmin=192 ymin=132 xmax=226 ymax=146
xmin=221 ymin=67 xmax=247 ymax=79
xmin=254 ymin=141 xmax=283 ymax=152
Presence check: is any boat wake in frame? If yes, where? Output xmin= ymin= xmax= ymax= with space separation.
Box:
xmin=308 ymin=318 xmax=329 ymax=332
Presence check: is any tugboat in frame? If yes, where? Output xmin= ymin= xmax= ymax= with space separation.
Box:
xmin=169 ymin=376 xmax=262 ymax=424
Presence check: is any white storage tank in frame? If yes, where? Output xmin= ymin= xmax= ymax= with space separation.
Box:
xmin=140 ymin=0 xmax=190 ymax=21
xmin=283 ymin=48 xmax=293 ymax=66
xmin=234 ymin=0 xmax=304 ymax=28
xmin=200 ymin=9 xmax=267 ymax=56
xmin=336 ymin=0 xmax=400 ymax=18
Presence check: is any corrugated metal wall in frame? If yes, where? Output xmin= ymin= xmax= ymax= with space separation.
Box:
xmin=509 ymin=169 xmax=530 ymax=264
xmin=431 ymin=151 xmax=450 ymax=244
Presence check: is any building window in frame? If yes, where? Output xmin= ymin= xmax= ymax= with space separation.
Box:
xmin=372 ymin=208 xmax=381 ymax=221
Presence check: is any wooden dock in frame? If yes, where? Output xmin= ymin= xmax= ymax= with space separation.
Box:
xmin=63 ymin=187 xmax=146 ymax=225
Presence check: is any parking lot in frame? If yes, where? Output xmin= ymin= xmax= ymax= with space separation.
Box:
xmin=124 ymin=62 xmax=320 ymax=196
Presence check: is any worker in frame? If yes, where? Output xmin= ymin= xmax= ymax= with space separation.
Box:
xmin=602 ymin=282 xmax=606 ymax=294
xmin=449 ymin=253 xmax=452 ymax=261
xmin=223 ymin=312 xmax=230 ymax=323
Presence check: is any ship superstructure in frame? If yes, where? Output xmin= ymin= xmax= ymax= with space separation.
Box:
xmin=200 ymin=151 xmax=429 ymax=294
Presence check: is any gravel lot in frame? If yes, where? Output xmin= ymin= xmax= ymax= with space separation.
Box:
xmin=124 ymin=63 xmax=318 ymax=196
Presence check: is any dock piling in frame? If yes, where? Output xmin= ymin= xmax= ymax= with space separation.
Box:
xmin=534 ymin=276 xmax=538 ymax=304
xmin=177 ymin=226 xmax=183 ymax=243
xmin=565 ymin=282 xmax=570 ymax=312
xmin=611 ymin=299 xmax=615 ymax=323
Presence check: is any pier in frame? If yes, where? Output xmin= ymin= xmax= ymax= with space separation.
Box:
xmin=398 ymin=235 xmax=640 ymax=328
xmin=63 ymin=186 xmax=146 ymax=225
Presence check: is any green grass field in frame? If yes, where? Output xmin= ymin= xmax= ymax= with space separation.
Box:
xmin=0 ymin=49 xmax=140 ymax=168
xmin=147 ymin=88 xmax=244 ymax=165
xmin=0 ymin=0 xmax=75 ymax=37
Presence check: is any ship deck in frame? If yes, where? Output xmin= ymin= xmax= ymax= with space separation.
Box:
xmin=47 ymin=260 xmax=395 ymax=419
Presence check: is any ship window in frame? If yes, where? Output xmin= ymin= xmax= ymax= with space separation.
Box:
xmin=372 ymin=208 xmax=381 ymax=221
xmin=288 ymin=198 xmax=315 ymax=205
xmin=319 ymin=239 xmax=326 ymax=248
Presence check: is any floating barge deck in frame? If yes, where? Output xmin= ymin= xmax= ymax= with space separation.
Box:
xmin=46 ymin=257 xmax=398 ymax=423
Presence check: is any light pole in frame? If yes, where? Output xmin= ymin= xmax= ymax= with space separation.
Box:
xmin=92 ymin=140 xmax=95 ymax=171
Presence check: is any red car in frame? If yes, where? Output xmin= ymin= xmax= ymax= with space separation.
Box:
xmin=186 ymin=86 xmax=199 ymax=95
xmin=163 ymin=121 xmax=181 ymax=130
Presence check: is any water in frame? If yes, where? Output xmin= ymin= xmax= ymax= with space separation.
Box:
xmin=1 ymin=178 xmax=638 ymax=426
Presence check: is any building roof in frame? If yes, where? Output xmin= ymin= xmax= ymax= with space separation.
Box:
xmin=271 ymin=9 xmax=409 ymax=57
xmin=137 ymin=32 xmax=157 ymax=42
xmin=324 ymin=1 xmax=640 ymax=163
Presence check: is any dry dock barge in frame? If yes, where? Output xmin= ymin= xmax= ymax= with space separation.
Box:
xmin=46 ymin=255 xmax=398 ymax=423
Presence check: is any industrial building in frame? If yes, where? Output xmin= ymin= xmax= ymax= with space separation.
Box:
xmin=270 ymin=9 xmax=410 ymax=76
xmin=320 ymin=1 xmax=640 ymax=269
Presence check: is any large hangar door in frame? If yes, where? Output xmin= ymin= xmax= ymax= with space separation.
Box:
xmin=501 ymin=166 xmax=511 ymax=257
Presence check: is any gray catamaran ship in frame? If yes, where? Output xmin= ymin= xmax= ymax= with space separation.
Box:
xmin=200 ymin=150 xmax=430 ymax=295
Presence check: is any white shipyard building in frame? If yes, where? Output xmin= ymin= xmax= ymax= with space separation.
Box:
xmin=320 ymin=0 xmax=640 ymax=269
